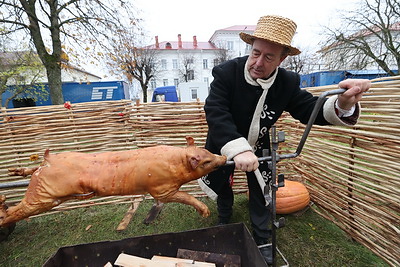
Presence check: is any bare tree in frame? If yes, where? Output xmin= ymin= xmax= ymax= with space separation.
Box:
xmin=179 ymin=54 xmax=195 ymax=82
xmin=107 ymin=31 xmax=160 ymax=103
xmin=213 ymin=44 xmax=233 ymax=65
xmin=320 ymin=0 xmax=399 ymax=75
xmin=281 ymin=47 xmax=320 ymax=74
xmin=0 ymin=0 xmax=137 ymax=104
xmin=282 ymin=56 xmax=305 ymax=73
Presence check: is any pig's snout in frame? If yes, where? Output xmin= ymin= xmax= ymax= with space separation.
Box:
xmin=217 ymin=154 xmax=227 ymax=165
xmin=187 ymin=148 xmax=227 ymax=174
xmin=211 ymin=154 xmax=227 ymax=170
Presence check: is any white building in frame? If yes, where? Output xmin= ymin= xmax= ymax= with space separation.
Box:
xmin=318 ymin=22 xmax=400 ymax=72
xmin=0 ymin=51 xmax=102 ymax=86
xmin=61 ymin=66 xmax=102 ymax=83
xmin=209 ymin=25 xmax=256 ymax=58
xmin=140 ymin=25 xmax=256 ymax=102
xmin=146 ymin=35 xmax=219 ymax=95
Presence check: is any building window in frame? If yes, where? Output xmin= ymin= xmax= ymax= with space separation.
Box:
xmin=172 ymin=59 xmax=178 ymax=69
xmin=191 ymin=88 xmax=198 ymax=100
xmin=245 ymin=44 xmax=252 ymax=54
xmin=203 ymin=77 xmax=209 ymax=87
xmin=163 ymin=79 xmax=168 ymax=86
xmin=187 ymin=70 xmax=195 ymax=80
xmin=174 ymin=78 xmax=179 ymax=87
xmin=213 ymin=58 xmax=220 ymax=67
xmin=161 ymin=59 xmax=167 ymax=70
xmin=150 ymin=79 xmax=156 ymax=89
xmin=227 ymin=41 xmax=234 ymax=51
xmin=203 ymin=59 xmax=208 ymax=69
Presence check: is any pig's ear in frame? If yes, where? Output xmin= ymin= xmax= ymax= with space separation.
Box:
xmin=186 ymin=136 xmax=195 ymax=147
xmin=44 ymin=149 xmax=50 ymax=158
xmin=188 ymin=154 xmax=201 ymax=169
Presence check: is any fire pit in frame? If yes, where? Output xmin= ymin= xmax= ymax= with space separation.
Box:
xmin=43 ymin=223 xmax=267 ymax=267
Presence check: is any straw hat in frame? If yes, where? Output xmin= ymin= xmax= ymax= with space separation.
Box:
xmin=240 ymin=15 xmax=301 ymax=56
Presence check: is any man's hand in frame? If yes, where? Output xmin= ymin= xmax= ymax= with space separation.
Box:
xmin=337 ymin=79 xmax=371 ymax=110
xmin=233 ymin=151 xmax=259 ymax=172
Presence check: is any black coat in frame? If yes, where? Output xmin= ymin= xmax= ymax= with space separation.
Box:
xmin=204 ymin=56 xmax=330 ymax=155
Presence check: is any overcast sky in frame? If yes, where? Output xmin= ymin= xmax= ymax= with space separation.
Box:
xmin=134 ymin=0 xmax=360 ymax=51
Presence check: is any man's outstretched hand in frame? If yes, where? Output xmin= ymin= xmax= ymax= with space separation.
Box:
xmin=337 ymin=79 xmax=371 ymax=110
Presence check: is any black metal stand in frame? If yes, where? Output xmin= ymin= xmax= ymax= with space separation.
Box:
xmin=267 ymin=126 xmax=289 ymax=267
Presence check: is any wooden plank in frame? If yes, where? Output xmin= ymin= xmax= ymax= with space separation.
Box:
xmin=116 ymin=199 xmax=141 ymax=231
xmin=114 ymin=253 xmax=215 ymax=267
xmin=114 ymin=253 xmax=174 ymax=267
xmin=151 ymin=255 xmax=216 ymax=266
xmin=177 ymin=248 xmax=241 ymax=267
xmin=176 ymin=264 xmax=214 ymax=267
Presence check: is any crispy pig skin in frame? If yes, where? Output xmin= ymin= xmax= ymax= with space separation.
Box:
xmin=0 ymin=137 xmax=226 ymax=227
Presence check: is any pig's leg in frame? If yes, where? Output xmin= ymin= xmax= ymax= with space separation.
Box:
xmin=0 ymin=197 xmax=60 ymax=227
xmin=0 ymin=196 xmax=8 ymax=226
xmin=8 ymin=167 xmax=39 ymax=177
xmin=0 ymin=196 xmax=16 ymax=241
xmin=0 ymin=181 xmax=64 ymax=228
xmin=158 ymin=191 xmax=210 ymax=217
xmin=0 ymin=190 xmax=93 ymax=227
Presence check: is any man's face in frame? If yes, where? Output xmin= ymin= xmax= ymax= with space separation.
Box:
xmin=247 ymin=39 xmax=287 ymax=80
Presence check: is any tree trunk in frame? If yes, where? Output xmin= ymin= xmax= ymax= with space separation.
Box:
xmin=45 ymin=61 xmax=64 ymax=105
xmin=142 ymin=86 xmax=148 ymax=103
xmin=21 ymin=0 xmax=64 ymax=105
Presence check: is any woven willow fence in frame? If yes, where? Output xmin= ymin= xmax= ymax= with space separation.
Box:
xmin=0 ymin=76 xmax=399 ymax=265
xmin=284 ymin=76 xmax=400 ymax=266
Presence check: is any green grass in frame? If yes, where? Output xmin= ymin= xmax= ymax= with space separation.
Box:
xmin=0 ymin=194 xmax=387 ymax=267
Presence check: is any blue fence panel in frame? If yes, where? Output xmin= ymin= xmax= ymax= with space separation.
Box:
xmin=63 ymin=81 xmax=126 ymax=103
xmin=1 ymin=81 xmax=127 ymax=108
xmin=300 ymin=70 xmax=395 ymax=88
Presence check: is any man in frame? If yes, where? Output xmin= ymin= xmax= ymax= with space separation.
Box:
xmin=198 ymin=15 xmax=370 ymax=265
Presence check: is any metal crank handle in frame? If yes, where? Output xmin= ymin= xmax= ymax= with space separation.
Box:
xmin=291 ymin=87 xmax=347 ymax=158
xmin=223 ymin=87 xmax=347 ymax=166
xmin=225 ymin=156 xmax=270 ymax=166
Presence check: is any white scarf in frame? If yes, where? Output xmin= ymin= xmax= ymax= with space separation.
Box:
xmin=244 ymin=60 xmax=278 ymax=149
xmin=244 ymin=60 xmax=278 ymax=206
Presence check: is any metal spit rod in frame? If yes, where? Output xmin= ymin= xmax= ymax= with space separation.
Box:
xmin=0 ymin=180 xmax=30 ymax=189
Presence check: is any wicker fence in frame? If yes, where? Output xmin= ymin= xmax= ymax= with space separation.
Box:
xmin=284 ymin=77 xmax=400 ymax=266
xmin=0 ymin=76 xmax=399 ymax=266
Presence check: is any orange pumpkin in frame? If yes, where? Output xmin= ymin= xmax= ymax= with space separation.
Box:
xmin=276 ymin=180 xmax=310 ymax=214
